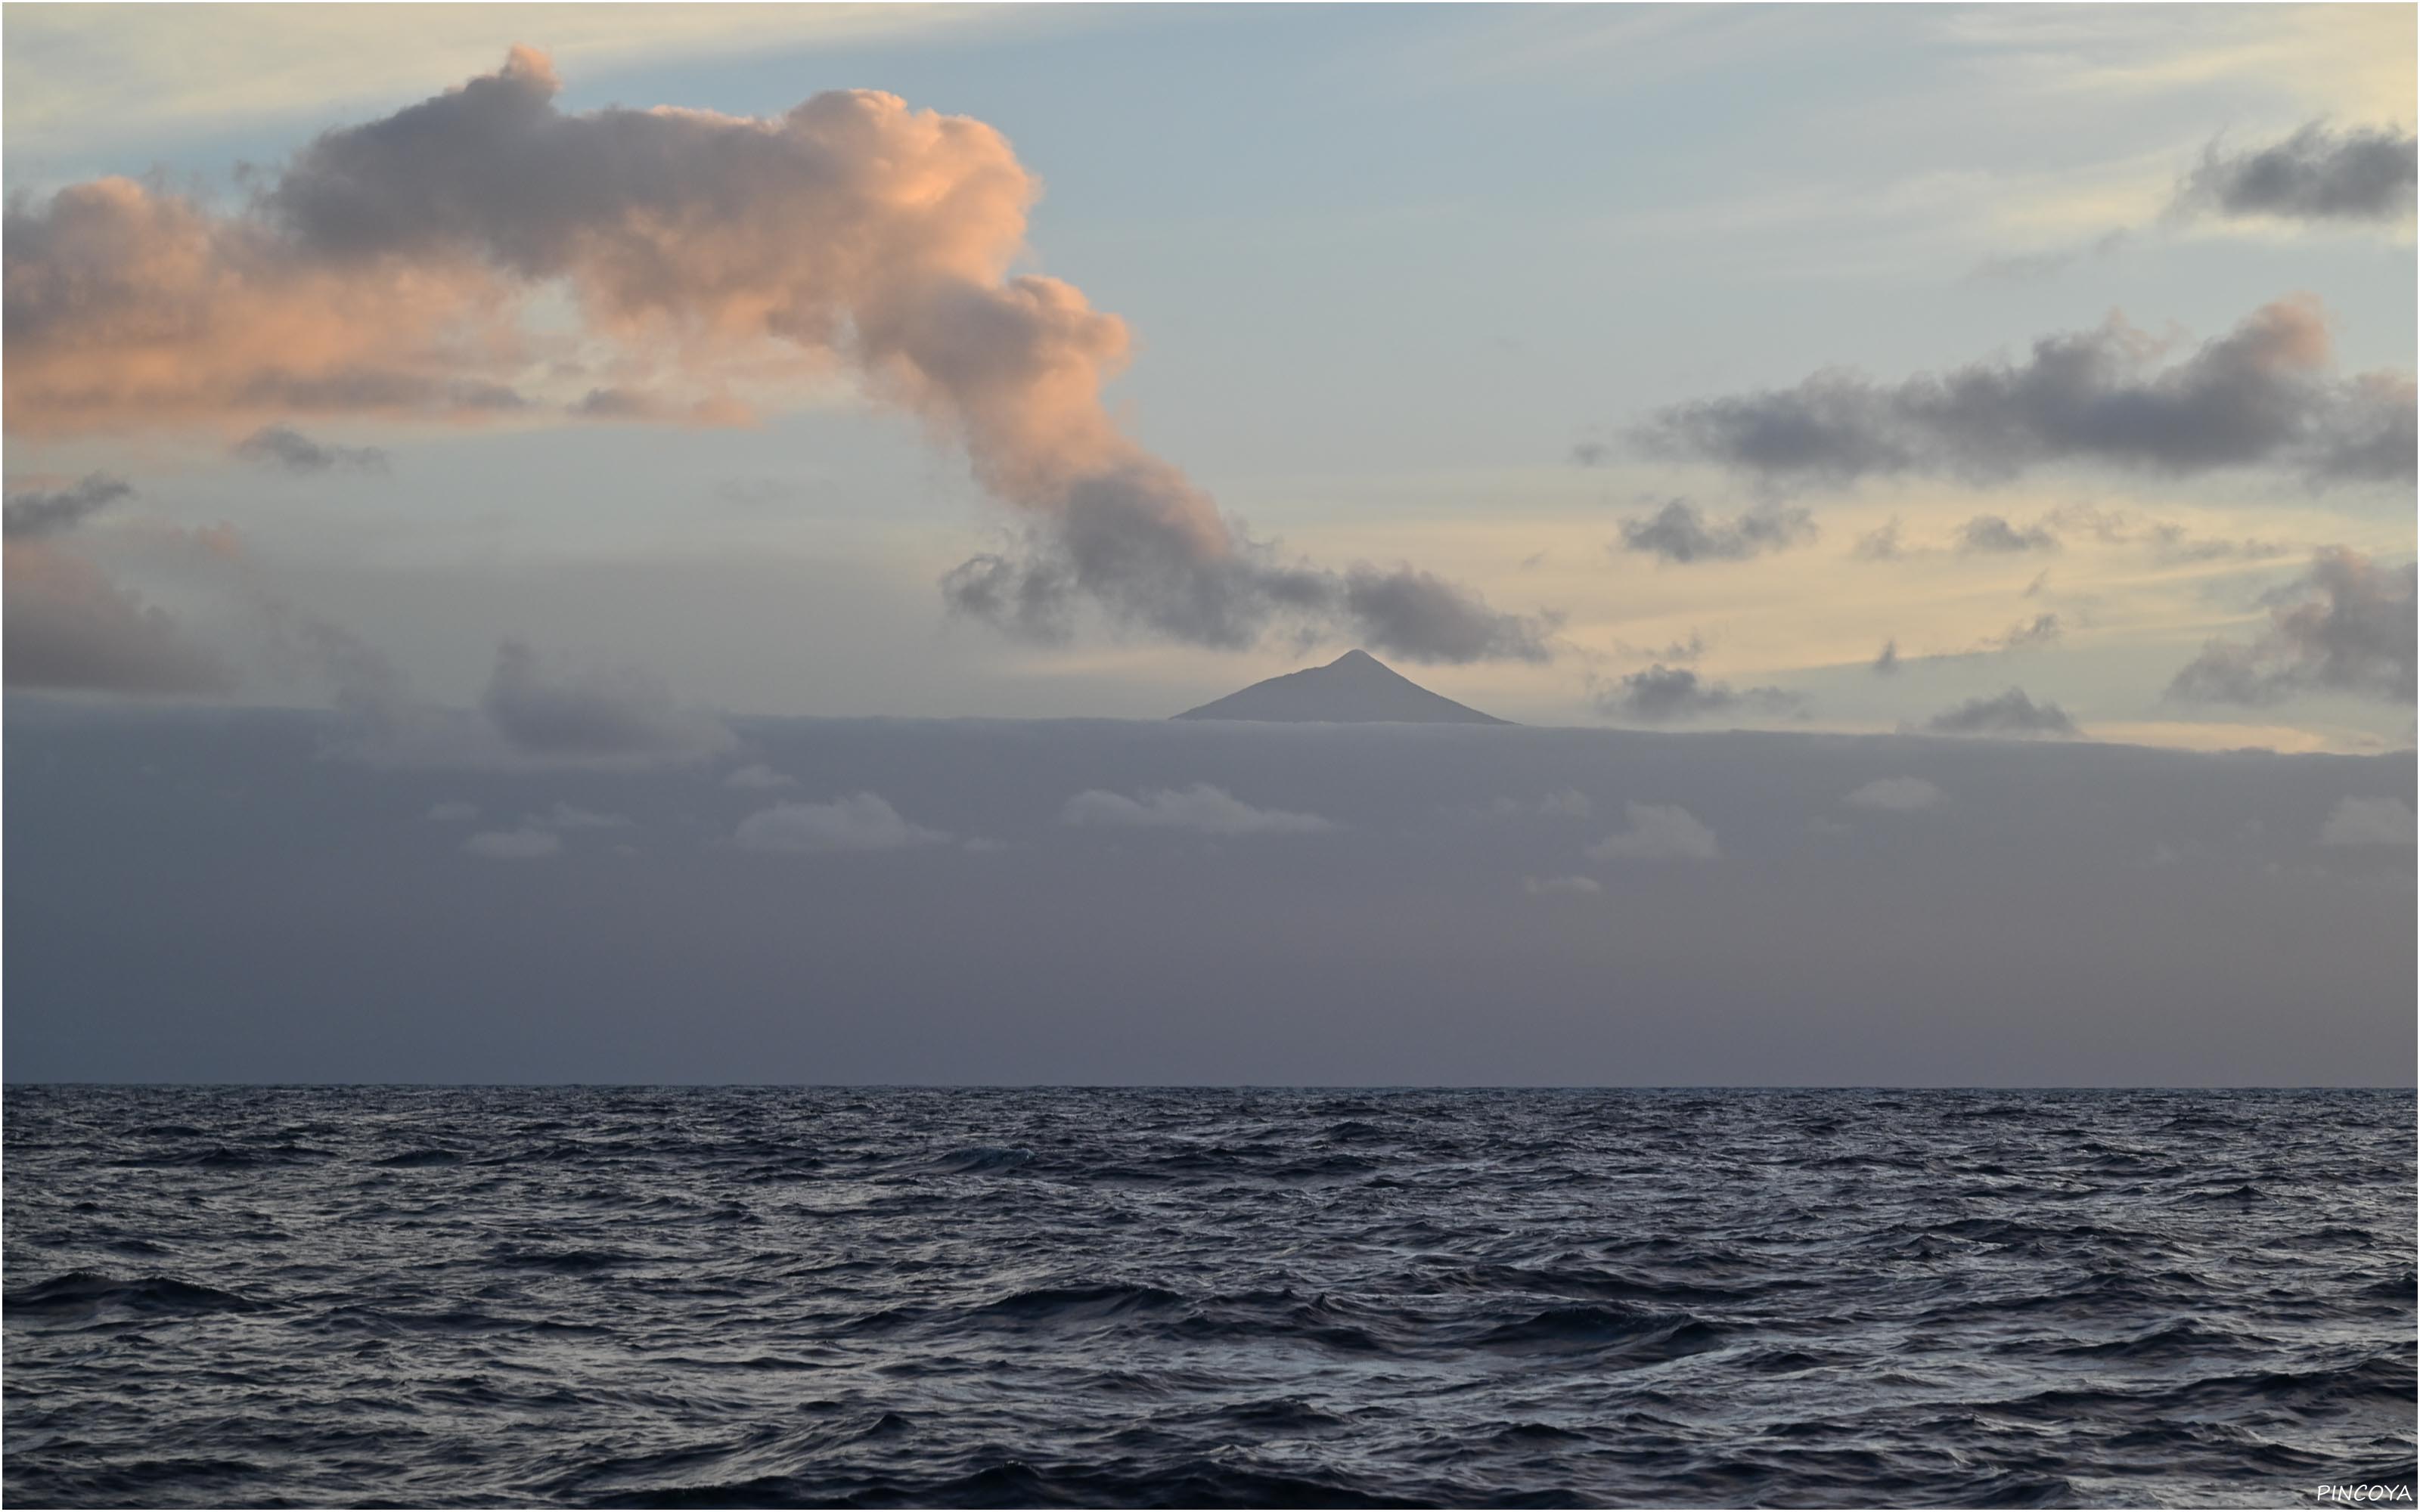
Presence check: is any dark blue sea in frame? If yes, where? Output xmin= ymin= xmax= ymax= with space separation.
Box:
xmin=5 ymin=1087 xmax=2413 ymax=1507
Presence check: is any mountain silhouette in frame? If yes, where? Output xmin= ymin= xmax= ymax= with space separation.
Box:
xmin=1173 ymin=649 xmax=1511 ymax=724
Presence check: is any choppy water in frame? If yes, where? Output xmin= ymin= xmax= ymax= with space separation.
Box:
xmin=5 ymin=1087 xmax=2413 ymax=1507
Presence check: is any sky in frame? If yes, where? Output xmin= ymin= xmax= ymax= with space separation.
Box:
xmin=2 ymin=5 xmax=2413 ymax=1083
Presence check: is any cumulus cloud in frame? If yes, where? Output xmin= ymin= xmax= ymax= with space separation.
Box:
xmin=3 ymin=542 xmax=234 ymax=696
xmin=4 ymin=474 xmax=135 ymax=539
xmin=734 ymin=792 xmax=951 ymax=854
xmin=723 ymin=763 xmax=796 ymax=792
xmin=1958 ymin=514 xmax=2060 ymax=554
xmin=463 ymin=827 xmax=560 ymax=860
xmin=532 ymin=802 xmax=631 ymax=831
xmin=1615 ymin=499 xmax=1816 ymax=563
xmin=1596 ymin=665 xmax=1802 ymax=723
xmin=2167 ymin=549 xmax=2416 ymax=707
xmin=1523 ymin=875 xmax=1603 ymax=896
xmin=2319 ymin=795 xmax=2415 ymax=847
xmin=5 ymin=48 xmax=1538 ymax=662
xmin=1060 ymin=783 xmax=1336 ymax=835
xmin=1584 ymin=802 xmax=1720 ymax=862
xmin=1460 ymin=789 xmax=1593 ymax=823
xmin=1636 ymin=296 xmax=2414 ymax=487
xmin=1920 ymin=687 xmax=2079 ymax=738
xmin=233 ymin=425 xmax=389 ymax=473
xmin=2176 ymin=122 xmax=2417 ymax=224
xmin=479 ymin=638 xmax=735 ymax=763
xmin=1844 ymin=776 xmax=1944 ymax=812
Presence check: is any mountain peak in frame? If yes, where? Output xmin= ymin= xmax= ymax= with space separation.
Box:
xmin=1173 ymin=650 xmax=1510 ymax=724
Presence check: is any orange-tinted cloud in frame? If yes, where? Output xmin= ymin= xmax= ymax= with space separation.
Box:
xmin=5 ymin=49 xmax=1550 ymax=661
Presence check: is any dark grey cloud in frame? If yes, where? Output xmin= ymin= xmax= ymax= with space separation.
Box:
xmin=3 ymin=544 xmax=234 ymax=696
xmin=1958 ymin=514 xmax=2060 ymax=554
xmin=4 ymin=474 xmax=133 ymax=539
xmin=481 ymin=639 xmax=736 ymax=761
xmin=943 ymin=504 xmax=1555 ymax=666
xmin=1340 ymin=565 xmax=1556 ymax=664
xmin=2177 ymin=122 xmax=2417 ymax=224
xmin=1636 ymin=296 xmax=2414 ymax=487
xmin=2167 ymin=548 xmax=2416 ymax=706
xmin=1615 ymin=499 xmax=1817 ymax=563
xmin=1872 ymin=638 xmax=1901 ymax=676
xmin=233 ymin=425 xmax=390 ymax=474
xmin=1597 ymin=664 xmax=1803 ymax=723
xmin=1921 ymin=686 xmax=2078 ymax=738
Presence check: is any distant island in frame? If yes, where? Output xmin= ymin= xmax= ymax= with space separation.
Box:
xmin=1173 ymin=649 xmax=1511 ymax=724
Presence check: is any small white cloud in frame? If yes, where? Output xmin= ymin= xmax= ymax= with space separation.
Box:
xmin=426 ymin=800 xmax=479 ymax=823
xmin=2319 ymin=796 xmax=2415 ymax=847
xmin=735 ymin=792 xmax=951 ymax=854
xmin=1060 ymin=783 xmax=1335 ymax=835
xmin=1585 ymin=802 xmax=1720 ymax=862
xmin=1844 ymin=776 xmax=1944 ymax=812
xmin=723 ymin=763 xmax=796 ymax=792
xmin=535 ymin=801 xmax=631 ymax=830
xmin=1523 ymin=874 xmax=1602 ymax=896
xmin=1450 ymin=789 xmax=1592 ymax=823
xmin=464 ymin=827 xmax=561 ymax=860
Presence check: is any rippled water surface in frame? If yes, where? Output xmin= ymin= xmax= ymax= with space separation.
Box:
xmin=5 ymin=1087 xmax=2413 ymax=1507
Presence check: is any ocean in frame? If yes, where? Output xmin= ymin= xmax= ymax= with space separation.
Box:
xmin=4 ymin=1086 xmax=2412 ymax=1507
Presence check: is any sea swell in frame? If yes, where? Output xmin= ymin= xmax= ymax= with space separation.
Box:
xmin=3 ymin=1086 xmax=2412 ymax=1507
